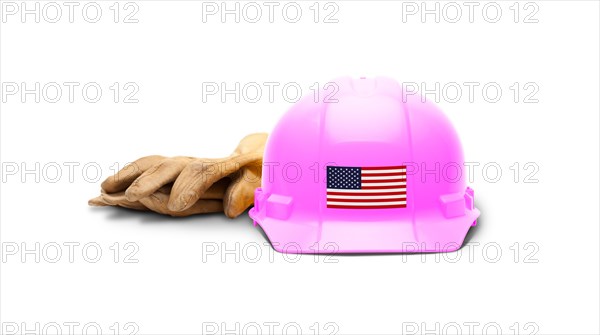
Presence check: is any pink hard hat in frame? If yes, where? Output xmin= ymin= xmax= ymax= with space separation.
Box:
xmin=249 ymin=76 xmax=480 ymax=254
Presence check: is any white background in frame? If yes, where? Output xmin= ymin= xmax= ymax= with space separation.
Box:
xmin=1 ymin=1 xmax=599 ymax=334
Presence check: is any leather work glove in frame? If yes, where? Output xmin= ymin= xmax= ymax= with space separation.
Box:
xmin=88 ymin=133 xmax=267 ymax=218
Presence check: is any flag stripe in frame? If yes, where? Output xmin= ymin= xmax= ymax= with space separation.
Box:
xmin=362 ymin=169 xmax=406 ymax=174
xmin=362 ymin=166 xmax=406 ymax=171
xmin=361 ymin=184 xmax=406 ymax=190
xmin=327 ymin=191 xmax=406 ymax=196
xmin=327 ymin=204 xmax=407 ymax=209
xmin=361 ymin=172 xmax=406 ymax=177
xmin=327 ymin=201 xmax=407 ymax=206
xmin=362 ymin=175 xmax=406 ymax=180
xmin=361 ymin=181 xmax=406 ymax=187
xmin=326 ymin=188 xmax=406 ymax=194
xmin=362 ymin=178 xmax=406 ymax=183
xmin=327 ymin=195 xmax=406 ymax=202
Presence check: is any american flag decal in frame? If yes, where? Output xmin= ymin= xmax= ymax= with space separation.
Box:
xmin=326 ymin=165 xmax=407 ymax=209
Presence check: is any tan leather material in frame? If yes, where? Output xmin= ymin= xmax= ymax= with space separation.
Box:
xmin=89 ymin=133 xmax=267 ymax=218
xmin=101 ymin=155 xmax=165 ymax=193
xmin=125 ymin=156 xmax=196 ymax=202
xmin=88 ymin=191 xmax=148 ymax=211
xmin=223 ymin=162 xmax=262 ymax=218
xmin=138 ymin=192 xmax=224 ymax=217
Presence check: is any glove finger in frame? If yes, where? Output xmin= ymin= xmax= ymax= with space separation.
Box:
xmin=88 ymin=195 xmax=109 ymax=207
xmin=168 ymin=153 xmax=262 ymax=212
xmin=155 ymin=179 xmax=228 ymax=200
xmin=125 ymin=157 xmax=193 ymax=202
xmin=223 ymin=163 xmax=262 ymax=218
xmin=139 ymin=191 xmax=223 ymax=217
xmin=96 ymin=191 xmax=149 ymax=211
xmin=101 ymin=155 xmax=165 ymax=193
